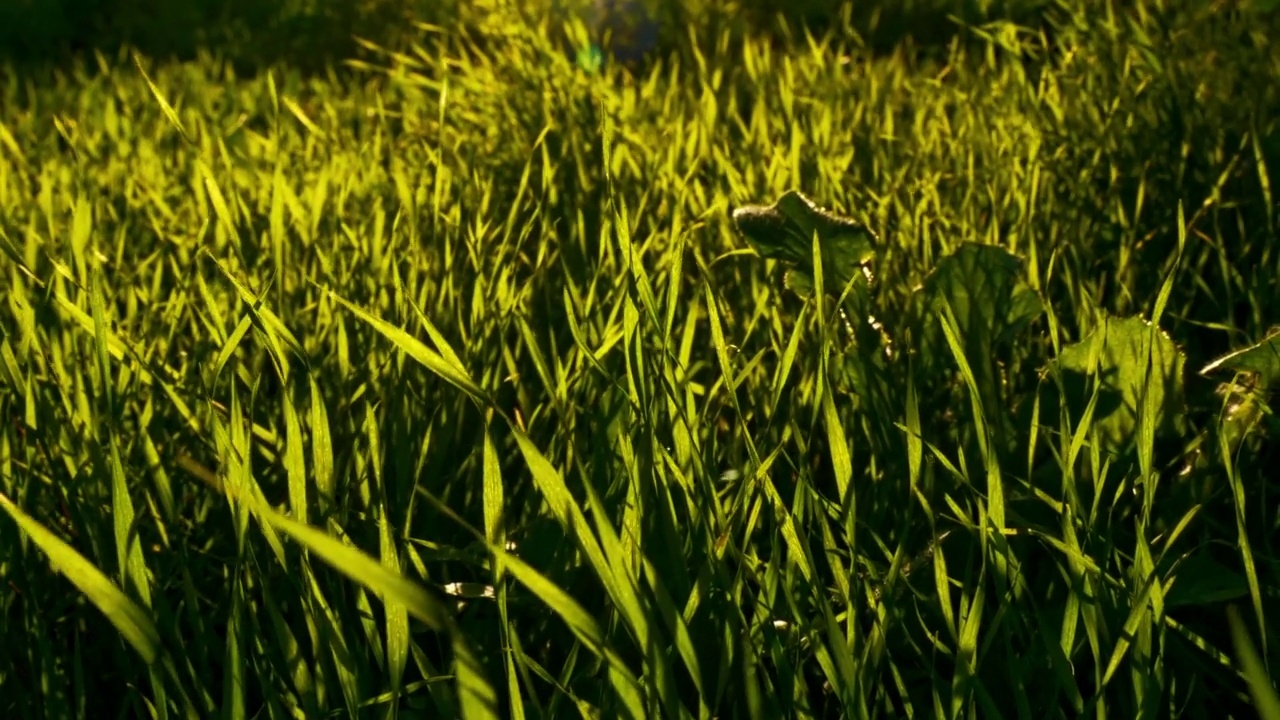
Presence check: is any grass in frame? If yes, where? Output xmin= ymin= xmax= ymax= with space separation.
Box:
xmin=0 ymin=0 xmax=1278 ymax=717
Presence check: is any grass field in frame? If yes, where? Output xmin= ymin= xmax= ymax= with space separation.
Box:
xmin=1 ymin=0 xmax=1279 ymax=717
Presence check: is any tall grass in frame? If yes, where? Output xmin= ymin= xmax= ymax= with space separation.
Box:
xmin=0 ymin=0 xmax=1278 ymax=717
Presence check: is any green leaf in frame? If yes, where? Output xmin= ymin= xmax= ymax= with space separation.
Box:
xmin=254 ymin=502 xmax=500 ymax=718
xmin=1228 ymin=606 xmax=1280 ymax=720
xmin=921 ymin=243 xmax=1043 ymax=447
xmin=0 ymin=493 xmax=161 ymax=665
xmin=1049 ymin=314 xmax=1187 ymax=456
xmin=497 ymin=550 xmax=646 ymax=718
xmin=259 ymin=505 xmax=451 ymax=630
xmin=731 ymin=190 xmax=878 ymax=298
xmin=1200 ymin=327 xmax=1280 ymax=386
xmin=922 ymin=243 xmax=1043 ymax=350
xmin=321 ymin=285 xmax=490 ymax=406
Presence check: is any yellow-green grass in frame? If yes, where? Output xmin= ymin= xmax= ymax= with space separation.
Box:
xmin=1 ymin=0 xmax=1278 ymax=718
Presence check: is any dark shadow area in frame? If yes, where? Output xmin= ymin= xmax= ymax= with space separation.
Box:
xmin=0 ymin=0 xmax=453 ymax=77
xmin=0 ymin=0 xmax=1059 ymax=80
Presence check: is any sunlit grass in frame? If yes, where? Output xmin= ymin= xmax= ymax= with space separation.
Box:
xmin=1 ymin=0 xmax=1278 ymax=718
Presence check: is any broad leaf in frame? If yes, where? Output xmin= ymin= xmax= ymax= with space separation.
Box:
xmin=1197 ymin=324 xmax=1280 ymax=462
xmin=920 ymin=243 xmax=1044 ymax=446
xmin=922 ymin=243 xmax=1043 ymax=350
xmin=1050 ymin=315 xmax=1187 ymax=455
xmin=731 ymin=190 xmax=878 ymax=298
xmin=1200 ymin=327 xmax=1280 ymax=387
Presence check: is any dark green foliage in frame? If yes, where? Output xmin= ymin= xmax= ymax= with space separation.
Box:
xmin=2 ymin=0 xmax=1280 ymax=718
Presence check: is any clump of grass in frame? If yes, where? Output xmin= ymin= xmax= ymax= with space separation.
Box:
xmin=0 ymin=0 xmax=1278 ymax=718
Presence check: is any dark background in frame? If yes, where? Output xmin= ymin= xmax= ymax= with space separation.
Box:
xmin=0 ymin=0 xmax=1065 ymax=77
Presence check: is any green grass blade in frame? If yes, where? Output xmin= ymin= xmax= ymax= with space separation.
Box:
xmin=0 ymin=493 xmax=161 ymax=665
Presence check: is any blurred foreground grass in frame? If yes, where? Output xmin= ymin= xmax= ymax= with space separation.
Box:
xmin=1 ymin=0 xmax=1279 ymax=718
